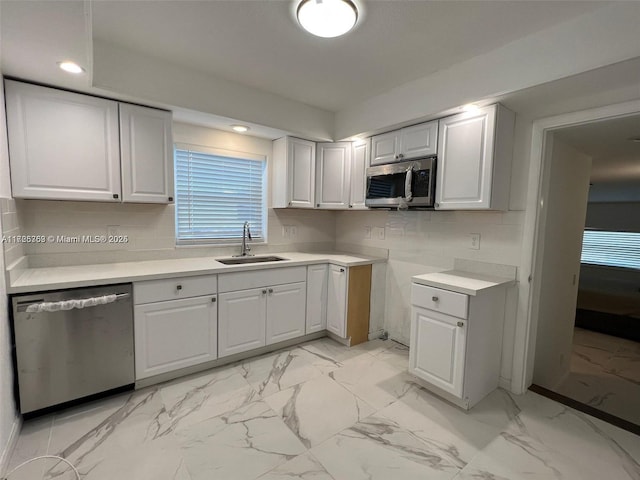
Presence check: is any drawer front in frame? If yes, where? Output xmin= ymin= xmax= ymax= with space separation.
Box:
xmin=218 ymin=266 xmax=306 ymax=293
xmin=411 ymin=283 xmax=468 ymax=319
xmin=134 ymin=275 xmax=217 ymax=304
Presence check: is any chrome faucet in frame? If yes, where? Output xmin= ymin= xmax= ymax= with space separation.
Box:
xmin=238 ymin=221 xmax=253 ymax=257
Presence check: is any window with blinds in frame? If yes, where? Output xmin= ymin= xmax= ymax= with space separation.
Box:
xmin=581 ymin=230 xmax=640 ymax=270
xmin=175 ymin=145 xmax=266 ymax=244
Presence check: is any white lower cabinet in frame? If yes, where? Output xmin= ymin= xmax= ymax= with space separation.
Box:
xmin=409 ymin=282 xmax=506 ymax=409
xmin=134 ymin=295 xmax=218 ymax=380
xmin=410 ymin=306 xmax=466 ymax=397
xmin=306 ymin=264 xmax=328 ymax=334
xmin=217 ymin=266 xmax=308 ymax=358
xmin=327 ymin=264 xmax=347 ymax=337
xmin=218 ymin=288 xmax=267 ymax=357
xmin=266 ymin=282 xmax=306 ymax=344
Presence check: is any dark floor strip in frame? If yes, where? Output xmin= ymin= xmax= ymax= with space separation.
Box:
xmin=530 ymin=384 xmax=640 ymax=437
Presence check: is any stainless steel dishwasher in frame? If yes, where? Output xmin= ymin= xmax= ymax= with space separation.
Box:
xmin=12 ymin=284 xmax=135 ymax=414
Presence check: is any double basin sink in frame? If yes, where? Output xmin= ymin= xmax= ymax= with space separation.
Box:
xmin=216 ymin=255 xmax=287 ymax=266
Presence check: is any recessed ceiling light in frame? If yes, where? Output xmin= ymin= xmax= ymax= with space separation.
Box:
xmin=461 ymin=104 xmax=480 ymax=113
xmin=231 ymin=125 xmax=250 ymax=133
xmin=628 ymin=136 xmax=640 ymax=143
xmin=297 ymin=0 xmax=358 ymax=38
xmin=58 ymin=61 xmax=85 ymax=74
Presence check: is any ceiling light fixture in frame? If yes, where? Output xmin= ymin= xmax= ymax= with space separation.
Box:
xmin=57 ymin=61 xmax=85 ymax=74
xmin=628 ymin=136 xmax=640 ymax=143
xmin=231 ymin=125 xmax=250 ymax=133
xmin=297 ymin=0 xmax=358 ymax=38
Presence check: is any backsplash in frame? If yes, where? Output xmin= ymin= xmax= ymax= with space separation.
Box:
xmin=12 ymin=200 xmax=336 ymax=267
xmin=0 ymin=198 xmax=24 ymax=268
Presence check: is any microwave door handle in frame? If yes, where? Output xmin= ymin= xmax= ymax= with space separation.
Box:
xmin=405 ymin=166 xmax=413 ymax=202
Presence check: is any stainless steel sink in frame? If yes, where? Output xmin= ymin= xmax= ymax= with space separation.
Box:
xmin=216 ymin=255 xmax=288 ymax=265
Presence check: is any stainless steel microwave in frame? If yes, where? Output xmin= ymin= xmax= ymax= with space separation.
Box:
xmin=365 ymin=157 xmax=436 ymax=209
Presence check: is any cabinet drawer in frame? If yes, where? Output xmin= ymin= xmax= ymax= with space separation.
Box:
xmin=411 ymin=283 xmax=468 ymax=319
xmin=134 ymin=275 xmax=217 ymax=304
xmin=218 ymin=266 xmax=306 ymax=293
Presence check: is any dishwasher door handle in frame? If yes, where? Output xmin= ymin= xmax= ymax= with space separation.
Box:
xmin=16 ymin=292 xmax=130 ymax=313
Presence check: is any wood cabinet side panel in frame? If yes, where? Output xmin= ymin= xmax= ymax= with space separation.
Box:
xmin=346 ymin=264 xmax=372 ymax=346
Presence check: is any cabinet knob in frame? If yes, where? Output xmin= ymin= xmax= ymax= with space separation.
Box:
xmin=289 ymin=201 xmax=292 ymax=206
xmin=211 ymin=297 xmax=216 ymax=303
xmin=457 ymin=321 xmax=464 ymax=328
xmin=168 ymin=196 xmax=173 ymax=202
xmin=176 ymin=285 xmax=182 ymax=291
xmin=268 ymin=288 xmax=274 ymax=294
xmin=112 ymin=193 xmax=119 ymax=199
xmin=340 ymin=268 xmax=345 ymax=273
xmin=398 ymin=153 xmax=404 ymax=159
xmin=394 ymin=154 xmax=399 ymax=160
xmin=316 ymin=203 xmax=320 ymax=207
xmin=262 ymin=289 xmax=267 ymax=294
xmin=349 ymin=205 xmax=353 ymax=208
xmin=434 ymin=202 xmax=439 ymax=208
xmin=432 ymin=296 xmax=439 ymax=302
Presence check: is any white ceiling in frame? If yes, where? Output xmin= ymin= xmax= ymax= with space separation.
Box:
xmin=90 ymin=0 xmax=606 ymax=112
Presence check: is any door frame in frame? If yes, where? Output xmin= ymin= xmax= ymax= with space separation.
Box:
xmin=512 ymin=99 xmax=640 ymax=394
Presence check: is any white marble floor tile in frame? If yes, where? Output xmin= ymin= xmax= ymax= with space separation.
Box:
xmin=377 ymin=385 xmax=512 ymax=466
xmin=239 ymin=349 xmax=323 ymax=398
xmin=158 ymin=363 xmax=259 ymax=432
xmin=328 ymin=354 xmax=415 ymax=410
xmin=348 ymin=338 xmax=396 ymax=356
xmin=5 ymin=415 xmax=53 ymax=479
xmin=264 ymin=374 xmax=375 ymax=448
xmin=293 ymin=338 xmax=367 ymax=374
xmin=175 ymin=400 xmax=306 ymax=480
xmin=311 ymin=415 xmax=463 ymax=480
xmin=371 ymin=340 xmax=410 ymax=371
xmin=44 ymin=389 xmax=188 ymax=480
xmin=257 ymin=452 xmax=336 ymax=480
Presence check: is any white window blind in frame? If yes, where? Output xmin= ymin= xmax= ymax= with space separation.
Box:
xmin=581 ymin=230 xmax=640 ymax=270
xmin=175 ymin=145 xmax=266 ymax=244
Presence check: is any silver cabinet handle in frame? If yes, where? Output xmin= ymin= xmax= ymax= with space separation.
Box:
xmin=176 ymin=285 xmax=182 ymax=291
xmin=457 ymin=321 xmax=464 ymax=327
xmin=340 ymin=268 xmax=345 ymax=273
xmin=398 ymin=153 xmax=404 ymax=159
xmin=268 ymin=288 xmax=274 ymax=294
xmin=432 ymin=296 xmax=439 ymax=302
xmin=262 ymin=289 xmax=267 ymax=294
xmin=211 ymin=297 xmax=217 ymax=303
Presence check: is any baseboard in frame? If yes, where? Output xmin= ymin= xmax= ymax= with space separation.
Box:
xmin=368 ymin=329 xmax=385 ymax=341
xmin=0 ymin=416 xmax=21 ymax=476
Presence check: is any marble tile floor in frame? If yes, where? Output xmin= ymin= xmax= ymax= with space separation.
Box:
xmin=6 ymin=336 xmax=640 ymax=480
xmin=555 ymin=327 xmax=640 ymax=426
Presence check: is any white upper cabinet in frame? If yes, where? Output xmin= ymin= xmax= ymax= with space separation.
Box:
xmin=370 ymin=120 xmax=437 ymax=166
xmin=120 ymin=104 xmax=174 ymax=204
xmin=5 ymin=80 xmax=174 ymax=203
xmin=349 ymin=139 xmax=369 ymax=210
xmin=400 ymin=122 xmax=438 ymax=159
xmin=370 ymin=131 xmax=400 ymax=166
xmin=316 ymin=142 xmax=351 ymax=209
xmin=435 ymin=104 xmax=515 ymax=210
xmin=5 ymin=80 xmax=122 ymax=202
xmin=272 ymin=136 xmax=316 ymax=208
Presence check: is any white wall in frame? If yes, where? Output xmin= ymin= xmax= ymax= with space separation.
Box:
xmin=335 ymin=3 xmax=640 ymax=139
xmin=533 ymin=135 xmax=592 ymax=389
xmin=0 ymin=4 xmax=20 ymax=468
xmin=14 ymin=122 xmax=336 ymax=267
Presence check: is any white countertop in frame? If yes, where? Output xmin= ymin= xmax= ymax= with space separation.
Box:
xmin=412 ymin=270 xmax=516 ymax=296
xmin=8 ymin=252 xmax=385 ymax=294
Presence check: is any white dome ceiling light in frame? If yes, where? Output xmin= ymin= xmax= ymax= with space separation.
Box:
xmin=57 ymin=61 xmax=85 ymax=74
xmin=297 ymin=0 xmax=358 ymax=38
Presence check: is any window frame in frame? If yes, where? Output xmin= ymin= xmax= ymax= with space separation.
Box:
xmin=174 ymin=143 xmax=268 ymax=246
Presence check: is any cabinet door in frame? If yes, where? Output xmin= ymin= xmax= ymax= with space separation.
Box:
xmin=5 ymin=80 xmax=121 ymax=201
xmin=327 ymin=265 xmax=347 ymax=338
xmin=266 ymin=282 xmax=306 ymax=345
xmin=306 ymin=264 xmax=328 ymax=334
xmin=120 ymin=104 xmax=174 ymax=204
xmin=288 ymin=137 xmax=316 ymax=208
xmin=349 ymin=140 xmax=369 ymax=210
xmin=316 ymin=142 xmax=351 ymax=209
xmin=370 ymin=131 xmax=400 ymax=166
xmin=409 ymin=306 xmax=466 ymax=398
xmin=400 ymin=121 xmax=437 ymax=159
xmin=218 ymin=288 xmax=266 ymax=357
xmin=436 ymin=106 xmax=496 ymax=210
xmin=134 ymin=295 xmax=217 ymax=380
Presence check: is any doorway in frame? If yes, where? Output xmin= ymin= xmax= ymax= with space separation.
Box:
xmin=529 ymin=113 xmax=640 ymax=433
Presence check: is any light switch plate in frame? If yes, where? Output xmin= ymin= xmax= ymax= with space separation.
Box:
xmin=364 ymin=226 xmax=371 ymax=239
